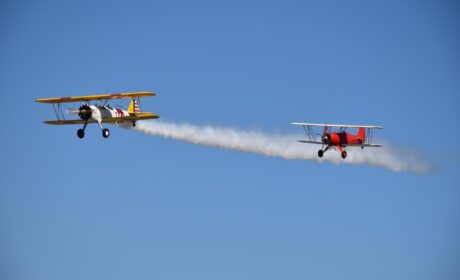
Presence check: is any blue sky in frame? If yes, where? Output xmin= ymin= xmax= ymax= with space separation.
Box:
xmin=1 ymin=0 xmax=459 ymax=279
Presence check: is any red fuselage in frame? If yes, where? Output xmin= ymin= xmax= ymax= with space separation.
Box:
xmin=322 ymin=127 xmax=366 ymax=149
xmin=324 ymin=132 xmax=364 ymax=146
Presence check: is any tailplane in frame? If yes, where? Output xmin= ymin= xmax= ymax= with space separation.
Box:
xmin=128 ymin=99 xmax=140 ymax=114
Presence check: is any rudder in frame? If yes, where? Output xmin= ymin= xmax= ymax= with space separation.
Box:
xmin=128 ymin=99 xmax=140 ymax=114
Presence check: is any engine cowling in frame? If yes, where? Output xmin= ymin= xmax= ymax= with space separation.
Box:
xmin=321 ymin=133 xmax=331 ymax=145
xmin=78 ymin=105 xmax=92 ymax=120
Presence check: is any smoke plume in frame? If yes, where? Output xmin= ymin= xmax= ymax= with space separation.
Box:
xmin=130 ymin=120 xmax=432 ymax=174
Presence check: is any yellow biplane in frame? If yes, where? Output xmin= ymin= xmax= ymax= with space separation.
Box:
xmin=36 ymin=91 xmax=159 ymax=138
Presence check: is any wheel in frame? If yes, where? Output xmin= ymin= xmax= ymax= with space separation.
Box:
xmin=341 ymin=151 xmax=347 ymax=159
xmin=318 ymin=149 xmax=324 ymax=158
xmin=77 ymin=129 xmax=85 ymax=139
xmin=102 ymin=128 xmax=110 ymax=138
xmin=132 ymin=121 xmax=136 ymax=127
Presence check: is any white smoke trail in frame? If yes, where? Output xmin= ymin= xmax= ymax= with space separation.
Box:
xmin=130 ymin=120 xmax=432 ymax=174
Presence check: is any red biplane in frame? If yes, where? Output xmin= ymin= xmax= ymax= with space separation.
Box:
xmin=291 ymin=122 xmax=383 ymax=159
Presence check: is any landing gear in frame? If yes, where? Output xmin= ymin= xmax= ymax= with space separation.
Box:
xmin=318 ymin=146 xmax=331 ymax=158
xmin=318 ymin=145 xmax=347 ymax=159
xmin=318 ymin=149 xmax=324 ymax=158
xmin=78 ymin=127 xmax=110 ymax=138
xmin=102 ymin=128 xmax=110 ymax=138
xmin=132 ymin=121 xmax=136 ymax=127
xmin=77 ymin=122 xmax=88 ymax=139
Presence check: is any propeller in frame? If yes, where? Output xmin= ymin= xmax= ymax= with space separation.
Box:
xmin=67 ymin=105 xmax=92 ymax=120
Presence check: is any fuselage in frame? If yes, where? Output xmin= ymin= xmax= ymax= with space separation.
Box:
xmin=323 ymin=132 xmax=364 ymax=147
xmin=89 ymin=105 xmax=129 ymax=119
xmin=79 ymin=104 xmax=130 ymax=123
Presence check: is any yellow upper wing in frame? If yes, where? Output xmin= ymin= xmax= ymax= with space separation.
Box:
xmin=36 ymin=92 xmax=155 ymax=104
xmin=44 ymin=112 xmax=159 ymax=124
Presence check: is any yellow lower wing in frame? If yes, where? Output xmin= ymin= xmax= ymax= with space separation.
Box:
xmin=44 ymin=112 xmax=159 ymax=125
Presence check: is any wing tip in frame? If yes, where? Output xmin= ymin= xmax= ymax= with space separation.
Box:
xmin=127 ymin=91 xmax=156 ymax=97
xmin=35 ymin=98 xmax=53 ymax=103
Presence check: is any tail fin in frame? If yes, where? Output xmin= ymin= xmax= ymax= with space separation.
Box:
xmin=357 ymin=127 xmax=365 ymax=139
xmin=128 ymin=99 xmax=140 ymax=114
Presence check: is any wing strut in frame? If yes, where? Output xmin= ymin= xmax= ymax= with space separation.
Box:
xmin=52 ymin=103 xmax=66 ymax=120
xmin=302 ymin=124 xmax=317 ymax=142
xmin=366 ymin=128 xmax=374 ymax=145
xmin=137 ymin=96 xmax=141 ymax=111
